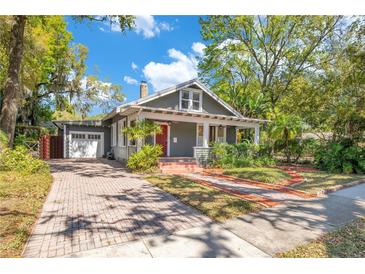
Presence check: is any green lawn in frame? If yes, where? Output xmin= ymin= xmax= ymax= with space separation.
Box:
xmin=293 ymin=172 xmax=365 ymax=194
xmin=146 ymin=175 xmax=261 ymax=221
xmin=0 ymin=171 xmax=52 ymax=257
xmin=223 ymin=167 xmax=291 ymax=184
xmin=278 ymin=217 xmax=365 ymax=258
xmin=222 ymin=166 xmax=364 ymax=194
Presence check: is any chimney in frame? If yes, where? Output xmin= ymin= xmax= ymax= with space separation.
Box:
xmin=140 ymin=81 xmax=148 ymax=98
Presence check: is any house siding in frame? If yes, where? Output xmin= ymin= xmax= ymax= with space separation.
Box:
xmin=141 ymin=89 xmax=234 ymax=116
xmin=169 ymin=122 xmax=196 ymax=157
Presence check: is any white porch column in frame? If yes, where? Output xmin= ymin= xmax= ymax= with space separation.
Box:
xmin=254 ymin=124 xmax=260 ymax=144
xmin=203 ymin=122 xmax=210 ymax=147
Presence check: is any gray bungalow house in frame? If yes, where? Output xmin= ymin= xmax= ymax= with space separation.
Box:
xmin=53 ymin=79 xmax=265 ymax=165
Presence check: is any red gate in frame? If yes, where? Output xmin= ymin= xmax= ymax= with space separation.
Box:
xmin=39 ymin=135 xmax=64 ymax=160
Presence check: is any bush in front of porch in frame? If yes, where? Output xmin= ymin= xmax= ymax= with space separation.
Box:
xmin=210 ymin=141 xmax=276 ymax=168
xmin=127 ymin=144 xmax=162 ymax=173
xmin=123 ymin=120 xmax=163 ymax=173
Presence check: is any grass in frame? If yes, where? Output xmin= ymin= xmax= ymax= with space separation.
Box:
xmin=146 ymin=175 xmax=261 ymax=221
xmin=223 ymin=167 xmax=291 ymax=184
xmin=0 ymin=171 xmax=52 ymax=257
xmin=278 ymin=217 xmax=365 ymax=258
xmin=293 ymin=171 xmax=365 ymax=194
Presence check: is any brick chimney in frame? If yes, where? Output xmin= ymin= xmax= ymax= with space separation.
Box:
xmin=140 ymin=81 xmax=148 ymax=98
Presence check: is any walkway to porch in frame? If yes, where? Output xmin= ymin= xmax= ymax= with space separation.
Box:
xmin=158 ymin=157 xmax=203 ymax=174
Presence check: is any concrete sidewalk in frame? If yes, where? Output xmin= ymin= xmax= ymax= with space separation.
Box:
xmin=64 ymin=222 xmax=269 ymax=258
xmin=223 ymin=185 xmax=365 ymax=255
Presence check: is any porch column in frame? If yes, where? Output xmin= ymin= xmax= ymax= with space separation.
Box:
xmin=254 ymin=124 xmax=260 ymax=144
xmin=203 ymin=122 xmax=209 ymax=147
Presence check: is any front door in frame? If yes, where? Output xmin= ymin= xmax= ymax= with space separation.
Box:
xmin=155 ymin=124 xmax=168 ymax=156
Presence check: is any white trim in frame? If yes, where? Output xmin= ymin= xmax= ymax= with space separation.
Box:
xmin=153 ymin=121 xmax=170 ymax=157
xmin=196 ymin=123 xmax=204 ymax=147
xmin=111 ymin=122 xmax=117 ymax=147
xmin=167 ymin=124 xmax=170 ymax=157
xmin=63 ymin=124 xmax=66 ymax=158
xmin=143 ymin=111 xmax=258 ymax=128
xmin=128 ymin=119 xmax=137 ymax=147
xmin=179 ymin=88 xmax=203 ymax=112
xmin=203 ymin=122 xmax=210 ymax=147
xmin=69 ymin=130 xmax=104 ymax=158
xmin=117 ymin=118 xmax=126 ymax=147
xmin=254 ymin=124 xmax=260 ymax=144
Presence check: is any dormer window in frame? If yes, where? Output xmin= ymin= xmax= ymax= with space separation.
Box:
xmin=179 ymin=89 xmax=202 ymax=111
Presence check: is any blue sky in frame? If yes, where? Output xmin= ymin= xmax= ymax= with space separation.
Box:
xmin=66 ymin=16 xmax=205 ymax=115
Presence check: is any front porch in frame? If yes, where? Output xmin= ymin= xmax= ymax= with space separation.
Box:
xmin=113 ymin=105 xmax=263 ymax=163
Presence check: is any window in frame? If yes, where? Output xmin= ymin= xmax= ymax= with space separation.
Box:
xmin=209 ymin=126 xmax=216 ymax=143
xmin=196 ymin=124 xmax=203 ymax=146
xmin=118 ymin=119 xmax=127 ymax=147
xmin=129 ymin=120 xmax=136 ymax=146
xmin=111 ymin=123 xmax=117 ymax=146
xmin=88 ymin=134 xmax=101 ymax=140
xmin=180 ymin=89 xmax=202 ymax=111
xmin=72 ymin=133 xmax=86 ymax=139
xmin=217 ymin=126 xmax=225 ymax=143
xmin=209 ymin=126 xmax=226 ymax=144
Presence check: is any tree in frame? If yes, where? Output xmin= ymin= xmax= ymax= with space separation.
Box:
xmin=281 ymin=17 xmax=365 ymax=142
xmin=123 ymin=120 xmax=162 ymax=142
xmin=199 ymin=16 xmax=341 ymax=118
xmin=0 ymin=16 xmax=26 ymax=146
xmin=269 ymin=114 xmax=303 ymax=162
xmin=0 ymin=16 xmax=135 ymax=145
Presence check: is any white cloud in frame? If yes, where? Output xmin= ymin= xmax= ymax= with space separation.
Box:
xmin=100 ymin=15 xmax=173 ymax=39
xmin=191 ymin=42 xmax=206 ymax=56
xmin=142 ymin=43 xmax=200 ymax=91
xmin=123 ymin=75 xmax=138 ymax=85
xmin=131 ymin=62 xmax=138 ymax=71
xmin=134 ymin=15 xmax=173 ymax=39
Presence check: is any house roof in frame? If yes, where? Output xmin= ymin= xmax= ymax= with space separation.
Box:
xmin=103 ymin=78 xmax=244 ymax=121
xmin=52 ymin=120 xmax=107 ymax=129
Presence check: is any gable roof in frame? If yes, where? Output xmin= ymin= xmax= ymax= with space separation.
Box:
xmin=114 ymin=78 xmax=244 ymax=118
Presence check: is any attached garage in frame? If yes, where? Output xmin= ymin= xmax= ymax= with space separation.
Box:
xmin=53 ymin=120 xmax=111 ymax=159
xmin=69 ymin=131 xmax=104 ymax=158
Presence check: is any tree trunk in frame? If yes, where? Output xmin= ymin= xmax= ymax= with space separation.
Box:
xmin=0 ymin=16 xmax=26 ymax=147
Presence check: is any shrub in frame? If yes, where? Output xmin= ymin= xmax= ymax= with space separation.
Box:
xmin=0 ymin=146 xmax=49 ymax=175
xmin=127 ymin=144 xmax=163 ymax=172
xmin=210 ymin=142 xmax=276 ymax=168
xmin=314 ymin=139 xmax=365 ymax=174
xmin=0 ymin=129 xmax=8 ymax=151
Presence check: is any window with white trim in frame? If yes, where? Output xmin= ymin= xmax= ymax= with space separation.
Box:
xmin=180 ymin=89 xmax=202 ymax=111
xmin=196 ymin=124 xmax=203 ymax=146
xmin=118 ymin=119 xmax=126 ymax=147
xmin=129 ymin=120 xmax=136 ymax=146
xmin=216 ymin=126 xmax=226 ymax=143
xmin=111 ymin=122 xmax=117 ymax=146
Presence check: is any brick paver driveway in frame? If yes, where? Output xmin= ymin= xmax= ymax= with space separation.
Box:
xmin=23 ymin=159 xmax=210 ymax=257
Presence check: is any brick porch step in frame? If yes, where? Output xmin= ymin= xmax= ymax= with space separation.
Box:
xmin=159 ymin=157 xmax=202 ymax=174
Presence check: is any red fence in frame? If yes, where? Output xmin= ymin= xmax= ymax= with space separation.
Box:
xmin=39 ymin=135 xmax=64 ymax=160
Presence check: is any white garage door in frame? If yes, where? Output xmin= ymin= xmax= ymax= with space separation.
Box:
xmin=69 ymin=131 xmax=104 ymax=158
